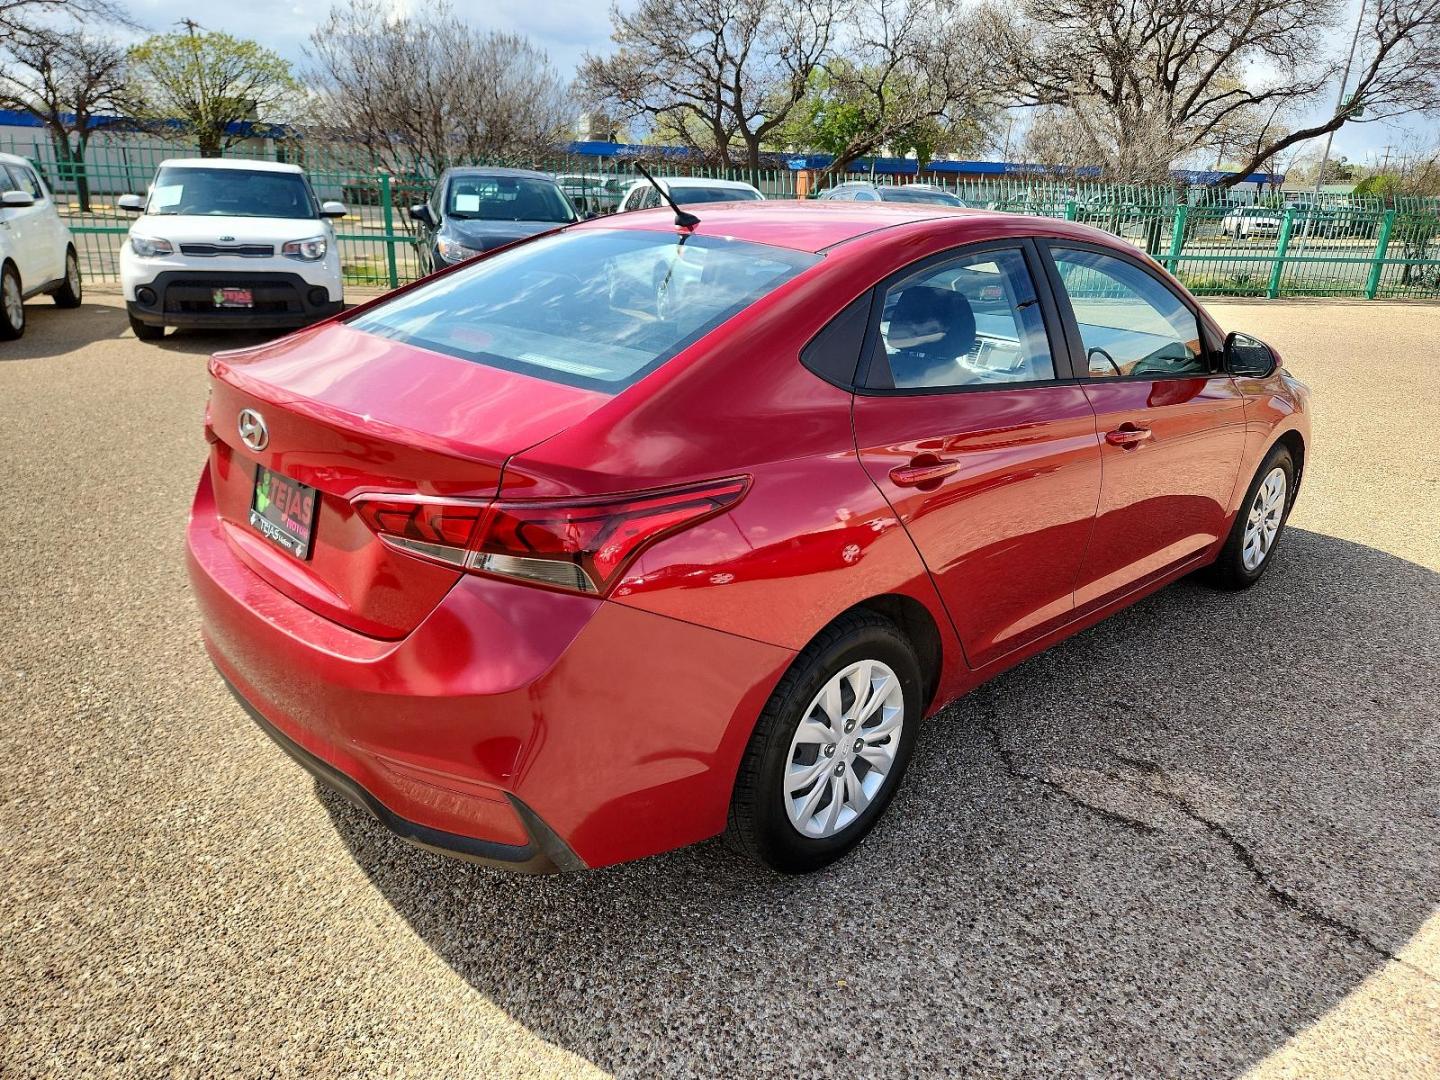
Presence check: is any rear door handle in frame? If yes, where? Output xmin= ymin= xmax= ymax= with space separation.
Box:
xmin=889 ymin=459 xmax=959 ymax=486
xmin=1104 ymin=425 xmax=1153 ymax=448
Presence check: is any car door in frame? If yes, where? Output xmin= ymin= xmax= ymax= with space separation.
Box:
xmin=0 ymin=163 xmax=47 ymax=288
xmin=1042 ymin=242 xmax=1246 ymax=612
xmin=852 ymin=240 xmax=1103 ymax=669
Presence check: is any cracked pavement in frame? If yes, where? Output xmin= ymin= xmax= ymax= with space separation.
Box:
xmin=2 ymin=294 xmax=1437 ymax=1078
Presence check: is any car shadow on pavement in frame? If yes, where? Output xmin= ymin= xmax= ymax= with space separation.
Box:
xmin=321 ymin=528 xmax=1439 ymax=1078
xmin=1 ymin=302 xmax=281 ymax=360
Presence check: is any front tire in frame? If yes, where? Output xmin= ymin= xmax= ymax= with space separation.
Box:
xmin=128 ymin=313 xmax=165 ymax=341
xmin=1204 ymin=443 xmax=1295 ymax=590
xmin=52 ymin=248 xmax=82 ymax=307
xmin=725 ymin=611 xmax=923 ymax=873
xmin=0 ymin=264 xmax=24 ymax=340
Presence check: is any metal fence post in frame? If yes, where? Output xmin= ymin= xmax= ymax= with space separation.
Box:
xmin=1064 ymin=200 xmax=1078 ymax=221
xmin=379 ymin=171 xmax=399 ymax=290
xmin=1166 ymin=204 xmax=1188 ymax=274
xmin=1365 ymin=209 xmax=1396 ymax=300
xmin=1267 ymin=209 xmax=1296 ymax=299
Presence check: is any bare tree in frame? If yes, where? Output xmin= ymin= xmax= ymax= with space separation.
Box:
xmin=0 ymin=0 xmax=133 ymax=46
xmin=989 ymin=0 xmax=1440 ymax=186
xmin=789 ymin=0 xmax=996 ymax=176
xmin=307 ymin=0 xmax=573 ymax=175
xmin=0 ymin=27 xmax=129 ymax=209
xmin=579 ymin=0 xmax=843 ymax=170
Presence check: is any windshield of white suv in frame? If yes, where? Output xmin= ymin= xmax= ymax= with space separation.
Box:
xmin=348 ymin=229 xmax=819 ymax=392
xmin=145 ymin=167 xmax=318 ymax=219
xmin=446 ymin=176 xmax=576 ymax=223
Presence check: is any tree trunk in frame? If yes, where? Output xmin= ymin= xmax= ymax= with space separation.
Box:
xmin=198 ymin=127 xmax=223 ymax=158
xmin=73 ymin=136 xmax=91 ymax=213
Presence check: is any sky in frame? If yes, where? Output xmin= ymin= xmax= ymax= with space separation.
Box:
xmin=126 ymin=0 xmax=1438 ymax=169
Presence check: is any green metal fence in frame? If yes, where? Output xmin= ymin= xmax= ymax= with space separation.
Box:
xmin=5 ymin=133 xmax=1439 ymax=299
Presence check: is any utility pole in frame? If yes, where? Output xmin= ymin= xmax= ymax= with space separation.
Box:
xmin=1296 ymin=0 xmax=1367 ymax=254
xmin=178 ymin=19 xmax=212 ymax=156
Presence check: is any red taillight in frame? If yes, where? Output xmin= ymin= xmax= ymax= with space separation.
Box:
xmin=354 ymin=497 xmax=488 ymax=568
xmin=353 ymin=478 xmax=748 ymax=593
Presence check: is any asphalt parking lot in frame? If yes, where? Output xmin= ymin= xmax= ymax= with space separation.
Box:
xmin=2 ymin=291 xmax=1437 ymax=1079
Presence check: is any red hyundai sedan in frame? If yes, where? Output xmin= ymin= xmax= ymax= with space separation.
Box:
xmin=188 ymin=201 xmax=1310 ymax=873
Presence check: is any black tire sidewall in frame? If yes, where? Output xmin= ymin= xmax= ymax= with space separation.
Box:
xmin=54 ymin=250 xmax=82 ymax=307
xmin=0 ymin=266 xmax=23 ymax=339
xmin=745 ymin=622 xmax=923 ymax=872
xmin=1220 ymin=444 xmax=1295 ymax=586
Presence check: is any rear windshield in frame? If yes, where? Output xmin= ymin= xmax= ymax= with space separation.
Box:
xmin=348 ymin=229 xmax=819 ymax=391
xmin=672 ymin=186 xmax=763 ymax=205
xmin=146 ymin=167 xmax=316 ymax=219
xmin=446 ymin=176 xmax=575 ymax=223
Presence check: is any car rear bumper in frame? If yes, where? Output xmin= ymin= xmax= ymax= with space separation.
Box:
xmin=186 ymin=467 xmax=794 ymax=870
xmin=127 ymin=270 xmax=343 ymax=328
xmin=223 ymin=674 xmax=583 ymax=872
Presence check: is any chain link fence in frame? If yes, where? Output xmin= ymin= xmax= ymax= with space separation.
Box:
xmin=5 ymin=133 xmax=1438 ymax=299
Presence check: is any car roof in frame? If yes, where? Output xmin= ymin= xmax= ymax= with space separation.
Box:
xmin=0 ymin=151 xmax=35 ymax=167
xmin=155 ymin=158 xmax=304 ymax=174
xmin=441 ymin=166 xmax=555 ymax=182
xmin=573 ymin=200 xmax=1122 ymax=254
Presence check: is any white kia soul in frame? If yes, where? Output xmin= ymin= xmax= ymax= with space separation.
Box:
xmin=119 ymin=159 xmax=346 ymax=341
xmin=0 ymin=150 xmax=83 ymax=340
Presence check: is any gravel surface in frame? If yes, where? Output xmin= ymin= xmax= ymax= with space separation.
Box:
xmin=2 ymin=292 xmax=1437 ymax=1079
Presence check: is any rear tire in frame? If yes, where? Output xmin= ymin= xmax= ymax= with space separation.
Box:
xmin=128 ymin=314 xmax=165 ymax=341
xmin=52 ymin=248 xmax=82 ymax=308
xmin=725 ymin=611 xmax=923 ymax=873
xmin=1203 ymin=443 xmax=1295 ymax=590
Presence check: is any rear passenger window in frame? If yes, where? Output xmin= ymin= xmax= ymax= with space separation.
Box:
xmin=869 ymin=247 xmax=1055 ymax=390
xmin=1051 ymin=247 xmax=1207 ymax=378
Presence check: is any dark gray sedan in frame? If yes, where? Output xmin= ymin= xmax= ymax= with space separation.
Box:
xmin=409 ymin=167 xmax=578 ymax=274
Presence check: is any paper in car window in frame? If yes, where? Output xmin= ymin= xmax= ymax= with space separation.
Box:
xmin=150 ymin=184 xmax=182 ymax=208
xmin=454 ymin=194 xmax=481 ymax=212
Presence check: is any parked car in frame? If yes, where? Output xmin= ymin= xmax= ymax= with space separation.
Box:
xmin=118 ymin=159 xmax=347 ymax=341
xmin=818 ymin=181 xmax=966 ymax=207
xmin=1221 ymin=207 xmax=1283 ymax=239
xmin=616 ymin=175 xmax=764 ymax=213
xmin=188 ymin=203 xmax=1309 ymax=875
xmin=0 ymin=150 xmax=82 ymax=340
xmin=409 ymin=167 xmax=578 ymax=275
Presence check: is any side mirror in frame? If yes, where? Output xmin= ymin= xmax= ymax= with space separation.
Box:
xmin=1224 ymin=331 xmax=1279 ymax=378
xmin=2 ymin=190 xmax=36 ymax=208
xmin=408 ymin=203 xmax=434 ymax=226
xmin=117 ymin=193 xmax=145 ymax=213
xmin=319 ymin=200 xmax=348 ymax=218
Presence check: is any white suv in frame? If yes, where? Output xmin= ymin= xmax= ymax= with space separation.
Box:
xmin=0 ymin=151 xmax=82 ymax=340
xmin=119 ymin=159 xmax=346 ymax=341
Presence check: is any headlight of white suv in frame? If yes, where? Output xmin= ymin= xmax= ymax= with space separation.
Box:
xmin=130 ymin=235 xmax=174 ymax=258
xmin=282 ymin=237 xmax=328 ymax=261
xmin=437 ymin=236 xmax=483 ymax=263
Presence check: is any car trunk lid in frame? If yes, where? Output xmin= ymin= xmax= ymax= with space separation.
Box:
xmin=205 ymin=322 xmax=609 ymax=638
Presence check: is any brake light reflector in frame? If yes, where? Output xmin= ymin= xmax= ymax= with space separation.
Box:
xmin=353 ymin=478 xmax=748 ymax=593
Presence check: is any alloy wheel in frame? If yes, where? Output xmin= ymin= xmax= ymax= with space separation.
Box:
xmin=783 ymin=659 xmax=905 ymax=839
xmin=67 ymin=255 xmax=81 ymax=298
xmin=1242 ymin=466 xmax=1287 ymax=571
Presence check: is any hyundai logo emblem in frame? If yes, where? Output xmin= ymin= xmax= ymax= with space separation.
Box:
xmin=219 ymin=235 xmax=235 ymax=242
xmin=237 ymin=408 xmax=269 ymax=451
